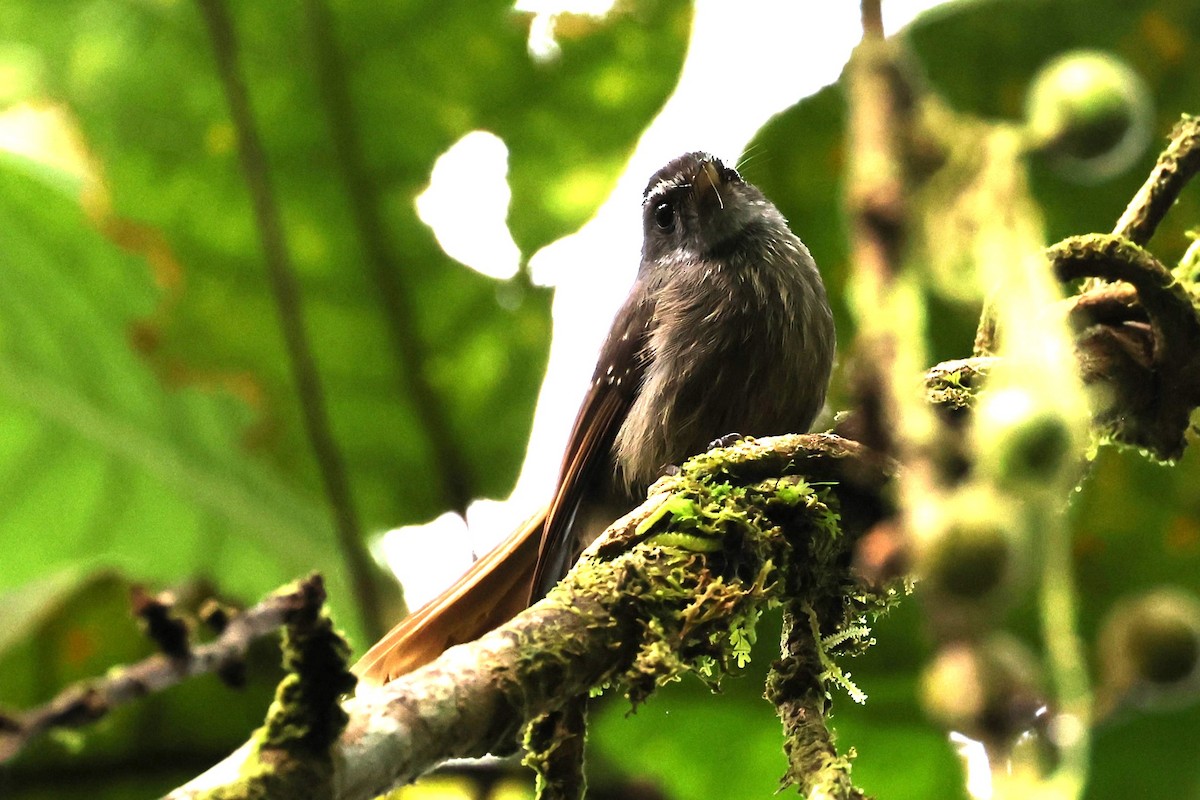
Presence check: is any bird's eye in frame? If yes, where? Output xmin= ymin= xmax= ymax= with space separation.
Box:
xmin=653 ymin=202 xmax=675 ymax=231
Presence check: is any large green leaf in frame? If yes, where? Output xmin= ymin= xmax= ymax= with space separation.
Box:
xmin=0 ymin=0 xmax=687 ymax=532
xmin=0 ymin=0 xmax=689 ymax=634
xmin=0 ymin=0 xmax=690 ymax=793
xmin=2 ymin=0 xmax=1200 ymax=797
xmin=0 ymin=154 xmax=338 ymax=609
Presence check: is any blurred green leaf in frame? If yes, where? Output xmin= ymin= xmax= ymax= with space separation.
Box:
xmin=1 ymin=0 xmax=689 ymax=534
xmin=0 ymin=153 xmax=341 ymax=612
xmin=0 ymin=0 xmax=689 ymax=793
xmin=0 ymin=0 xmax=1199 ymax=797
xmin=0 ymin=0 xmax=689 ymax=667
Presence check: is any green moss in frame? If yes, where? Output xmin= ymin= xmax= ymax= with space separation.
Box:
xmin=196 ymin=577 xmax=357 ymax=800
xmin=262 ymin=582 xmax=356 ymax=753
xmin=516 ymin=437 xmax=899 ymax=799
xmin=575 ymin=441 xmax=896 ymax=704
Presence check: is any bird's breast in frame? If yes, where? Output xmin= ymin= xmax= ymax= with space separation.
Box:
xmin=613 ymin=247 xmax=833 ymax=491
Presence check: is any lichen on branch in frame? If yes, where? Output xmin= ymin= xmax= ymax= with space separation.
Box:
xmin=538 ymin=435 xmax=893 ymax=709
xmin=166 ymin=435 xmax=893 ymax=800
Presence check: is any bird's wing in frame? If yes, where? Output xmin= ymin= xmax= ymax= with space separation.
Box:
xmin=530 ymin=287 xmax=653 ymax=599
xmin=354 ymin=283 xmax=653 ymax=685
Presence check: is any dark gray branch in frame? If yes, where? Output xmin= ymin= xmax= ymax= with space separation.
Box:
xmin=195 ymin=0 xmax=383 ymax=638
xmin=301 ymin=0 xmax=473 ymax=513
xmin=0 ymin=576 xmax=327 ymax=764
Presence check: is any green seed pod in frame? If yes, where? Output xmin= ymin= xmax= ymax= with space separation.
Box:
xmin=1098 ymin=588 xmax=1200 ymax=708
xmin=919 ymin=486 xmax=1022 ymax=604
xmin=1024 ymin=50 xmax=1152 ymax=182
xmin=920 ymin=635 xmax=1045 ymax=746
xmin=977 ymin=387 xmax=1077 ymax=492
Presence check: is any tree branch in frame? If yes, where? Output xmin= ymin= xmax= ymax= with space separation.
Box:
xmin=1048 ymin=232 xmax=1200 ymax=459
xmin=767 ymin=603 xmax=869 ymax=800
xmin=843 ymin=7 xmax=915 ymax=459
xmin=195 ymin=0 xmax=384 ymax=639
xmin=301 ymin=0 xmax=474 ymax=513
xmin=0 ymin=576 xmax=328 ymax=764
xmin=165 ymin=434 xmax=890 ymax=800
xmin=524 ymin=698 xmax=589 ymax=800
xmin=1112 ymin=114 xmax=1200 ymax=246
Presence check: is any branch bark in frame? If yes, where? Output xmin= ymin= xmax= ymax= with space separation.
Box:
xmin=165 ymin=434 xmax=889 ymax=800
xmin=1112 ymin=114 xmax=1200 ymax=246
xmin=767 ymin=603 xmax=868 ymax=800
xmin=0 ymin=576 xmax=328 ymax=764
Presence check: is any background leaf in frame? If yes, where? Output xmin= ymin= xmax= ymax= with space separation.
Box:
xmin=0 ymin=0 xmax=690 ymax=635
xmin=0 ymin=153 xmax=335 ymax=608
xmin=0 ymin=0 xmax=1199 ymax=798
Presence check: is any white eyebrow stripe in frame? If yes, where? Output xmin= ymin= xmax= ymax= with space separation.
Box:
xmin=644 ymin=179 xmax=691 ymax=205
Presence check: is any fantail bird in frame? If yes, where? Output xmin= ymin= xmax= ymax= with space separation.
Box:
xmin=353 ymin=151 xmax=835 ymax=684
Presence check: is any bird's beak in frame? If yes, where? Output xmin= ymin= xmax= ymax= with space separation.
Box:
xmin=693 ymin=160 xmax=725 ymax=209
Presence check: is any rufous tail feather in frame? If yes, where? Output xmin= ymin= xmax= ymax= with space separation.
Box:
xmin=352 ymin=507 xmax=547 ymax=685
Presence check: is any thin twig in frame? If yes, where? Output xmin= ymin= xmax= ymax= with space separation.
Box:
xmin=0 ymin=576 xmax=327 ymax=763
xmin=767 ymin=604 xmax=868 ymax=800
xmin=860 ymin=0 xmax=884 ymax=39
xmin=1112 ymin=114 xmax=1200 ymax=246
xmin=195 ymin=0 xmax=383 ymax=639
xmin=1038 ymin=509 xmax=1092 ymax=799
xmin=302 ymin=0 xmax=472 ymax=513
xmin=847 ymin=15 xmax=908 ymax=294
xmin=972 ymin=297 xmax=999 ymax=356
xmin=844 ymin=0 xmax=920 ymax=460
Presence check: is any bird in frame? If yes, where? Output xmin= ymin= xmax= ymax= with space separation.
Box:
xmin=353 ymin=151 xmax=836 ymax=684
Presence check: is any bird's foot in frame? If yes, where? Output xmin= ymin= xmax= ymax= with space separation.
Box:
xmin=707 ymin=432 xmax=744 ymax=450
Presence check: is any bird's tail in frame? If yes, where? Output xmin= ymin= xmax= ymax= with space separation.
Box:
xmin=352 ymin=507 xmax=547 ymax=685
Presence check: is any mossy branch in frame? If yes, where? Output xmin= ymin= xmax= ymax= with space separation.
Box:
xmin=165 ymin=434 xmax=892 ymax=800
xmin=524 ymin=698 xmax=589 ymax=800
xmin=1112 ymin=114 xmax=1200 ymax=246
xmin=167 ymin=577 xmax=356 ymax=800
xmin=1047 ymin=232 xmax=1200 ymax=460
xmin=0 ymin=575 xmax=335 ymax=767
xmin=767 ymin=603 xmax=868 ymax=800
